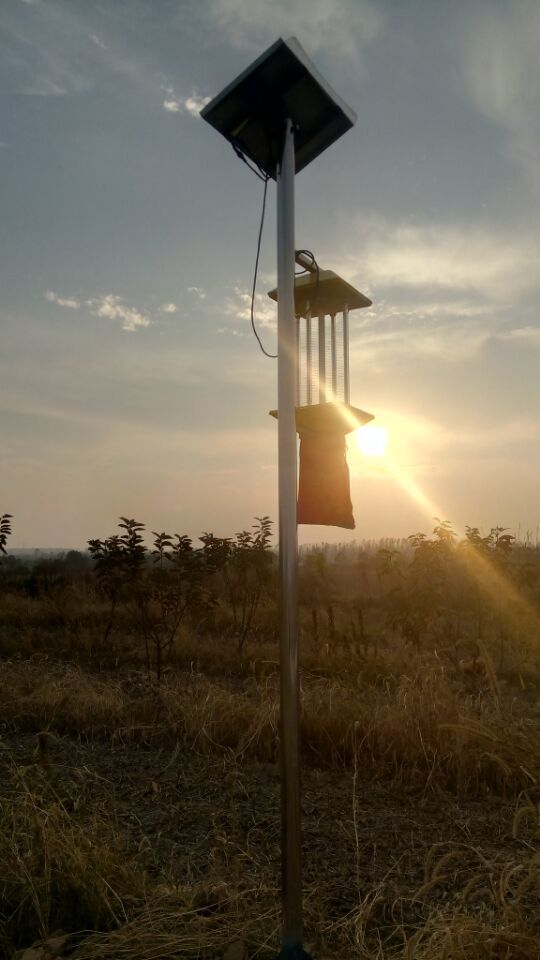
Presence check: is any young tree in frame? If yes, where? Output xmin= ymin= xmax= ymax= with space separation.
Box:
xmin=200 ymin=517 xmax=274 ymax=651
xmin=385 ymin=520 xmax=457 ymax=648
xmin=149 ymin=531 xmax=207 ymax=681
xmin=87 ymin=533 xmax=128 ymax=646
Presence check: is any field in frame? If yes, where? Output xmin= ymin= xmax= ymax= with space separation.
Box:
xmin=1 ymin=515 xmax=540 ymax=959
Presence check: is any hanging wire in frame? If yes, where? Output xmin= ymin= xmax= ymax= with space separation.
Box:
xmin=232 ymin=142 xmax=269 ymax=182
xmin=295 ymin=249 xmax=320 ymax=297
xmin=232 ymin=144 xmax=323 ymax=361
xmin=230 ymin=141 xmax=277 ymax=358
xmin=250 ymin=172 xmax=277 ymax=358
xmin=295 ymin=249 xmax=317 ymax=271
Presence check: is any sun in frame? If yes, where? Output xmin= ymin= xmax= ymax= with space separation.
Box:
xmin=355 ymin=424 xmax=388 ymax=457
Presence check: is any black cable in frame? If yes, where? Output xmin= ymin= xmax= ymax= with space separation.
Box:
xmin=295 ymin=249 xmax=320 ymax=307
xmin=230 ymin=141 xmax=277 ymax=357
xmin=250 ymin=172 xmax=277 ymax=358
xmin=232 ymin=143 xmax=268 ymax=182
xmin=296 ymin=249 xmax=316 ymax=267
xmin=234 ymin=144 xmax=322 ymax=360
xmin=295 ymin=250 xmax=315 ymax=277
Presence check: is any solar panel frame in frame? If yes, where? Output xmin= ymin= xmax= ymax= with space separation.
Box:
xmin=200 ymin=37 xmax=356 ymax=178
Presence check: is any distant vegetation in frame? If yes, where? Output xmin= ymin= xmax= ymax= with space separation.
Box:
xmin=1 ymin=511 xmax=540 ymax=958
xmin=2 ymin=512 xmax=539 ymax=686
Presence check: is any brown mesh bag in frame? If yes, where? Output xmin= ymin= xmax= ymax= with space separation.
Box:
xmin=296 ymin=432 xmax=354 ymax=529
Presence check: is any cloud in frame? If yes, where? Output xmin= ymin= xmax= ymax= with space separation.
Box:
xmin=330 ymin=215 xmax=540 ymax=369
xmin=192 ymin=0 xmax=383 ymax=67
xmin=217 ymin=327 xmax=243 ymax=337
xmin=225 ymin=286 xmax=276 ymax=329
xmin=315 ymin=210 xmax=540 ymax=374
xmin=183 ymin=92 xmax=211 ymax=115
xmin=497 ymin=326 xmax=540 ymax=345
xmin=461 ymin=4 xmax=540 ymax=193
xmin=350 ymin=319 xmax=491 ymax=367
xmin=392 ymin=410 xmax=540 ymax=456
xmin=351 ymin=220 xmax=538 ymax=302
xmin=2 ymin=3 xmax=97 ymax=97
xmin=86 ymin=295 xmax=150 ymax=332
xmin=45 ymin=290 xmax=81 ymax=309
xmin=18 ymin=77 xmax=69 ymax=96
xmin=45 ymin=289 xmax=160 ymax=332
xmin=162 ymin=87 xmax=210 ymax=116
xmin=187 ymin=286 xmax=207 ymax=300
xmin=348 ymin=298 xmax=540 ymax=370
xmin=1 ymin=1 xmax=158 ymax=102
xmin=89 ymin=33 xmax=106 ymax=50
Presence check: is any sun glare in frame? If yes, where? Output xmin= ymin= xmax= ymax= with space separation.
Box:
xmin=355 ymin=424 xmax=388 ymax=457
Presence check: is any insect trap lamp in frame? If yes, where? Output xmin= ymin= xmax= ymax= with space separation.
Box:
xmin=269 ymin=266 xmax=374 ymax=529
xmin=201 ymin=36 xmax=374 ymax=960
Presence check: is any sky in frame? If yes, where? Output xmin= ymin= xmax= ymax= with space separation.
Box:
xmin=1 ymin=0 xmax=539 ymax=549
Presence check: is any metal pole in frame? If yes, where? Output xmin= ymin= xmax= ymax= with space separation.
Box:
xmin=277 ymin=118 xmax=304 ymax=958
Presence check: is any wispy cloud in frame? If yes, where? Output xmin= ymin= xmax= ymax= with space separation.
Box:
xmin=461 ymin=4 xmax=540 ymax=194
xmin=160 ymin=302 xmax=178 ymax=314
xmin=2 ymin=3 xmax=97 ymax=97
xmin=349 ymin=313 xmax=492 ymax=368
xmin=1 ymin=1 xmax=157 ymax=101
xmin=162 ymin=86 xmax=210 ymax=116
xmin=45 ymin=290 xmax=81 ymax=309
xmin=18 ymin=77 xmax=69 ymax=96
xmin=497 ymin=326 xmax=540 ymax=345
xmin=187 ymin=286 xmax=207 ymax=300
xmin=217 ymin=326 xmax=243 ymax=338
xmin=225 ymin=286 xmax=276 ymax=329
xmin=87 ymin=295 xmax=150 ymax=332
xmin=348 ymin=220 xmax=538 ymax=302
xmin=349 ymin=302 xmax=540 ymax=370
xmin=89 ymin=33 xmax=106 ymax=50
xmin=192 ymin=0 xmax=383 ymax=67
xmin=46 ymin=289 xmax=151 ymax=331
xmin=333 ymin=215 xmax=540 ymax=369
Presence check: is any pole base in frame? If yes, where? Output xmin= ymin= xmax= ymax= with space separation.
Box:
xmin=274 ymin=948 xmax=313 ymax=960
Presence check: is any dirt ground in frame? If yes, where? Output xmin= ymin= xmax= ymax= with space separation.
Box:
xmin=1 ymin=724 xmax=525 ymax=955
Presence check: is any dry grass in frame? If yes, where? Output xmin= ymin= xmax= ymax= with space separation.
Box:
xmin=2 ymin=587 xmax=540 ymax=957
xmin=0 ymin=764 xmax=145 ymax=955
xmin=4 ymin=769 xmax=536 ymax=960
xmin=403 ymin=838 xmax=540 ymax=959
xmin=2 ymin=666 xmax=540 ymax=957
xmin=70 ymin=895 xmax=280 ymax=960
xmin=0 ymin=752 xmax=279 ymax=958
xmin=1 ymin=657 xmax=539 ymax=796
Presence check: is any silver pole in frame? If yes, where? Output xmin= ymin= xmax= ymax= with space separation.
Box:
xmin=277 ymin=117 xmax=303 ymax=955
xmin=318 ymin=313 xmax=326 ymax=403
xmin=343 ymin=304 xmax=350 ymax=404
